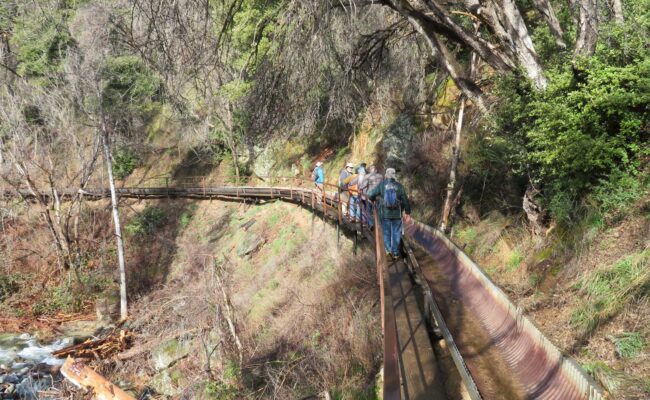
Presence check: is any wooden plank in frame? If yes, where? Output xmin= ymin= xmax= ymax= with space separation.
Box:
xmin=389 ymin=259 xmax=447 ymax=400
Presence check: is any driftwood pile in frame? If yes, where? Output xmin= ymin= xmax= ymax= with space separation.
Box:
xmin=52 ymin=329 xmax=136 ymax=399
xmin=53 ymin=329 xmax=133 ymax=360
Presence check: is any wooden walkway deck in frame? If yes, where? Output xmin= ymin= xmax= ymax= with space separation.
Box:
xmin=389 ymin=258 xmax=448 ymax=400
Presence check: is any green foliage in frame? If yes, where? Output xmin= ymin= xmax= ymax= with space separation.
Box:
xmin=179 ymin=204 xmax=198 ymax=230
xmin=570 ymin=250 xmax=650 ymax=332
xmin=582 ymin=361 xmax=623 ymax=393
xmin=126 ymin=207 xmax=167 ymax=237
xmin=596 ymin=0 xmax=650 ymax=66
xmin=11 ymin=6 xmax=76 ymax=79
xmin=0 ymin=273 xmax=22 ymax=302
xmin=111 ymin=147 xmax=140 ymax=180
xmin=33 ymin=282 xmax=79 ymax=315
xmin=30 ymin=268 xmax=111 ymax=316
xmin=527 ymin=58 xmax=649 ymax=194
xmin=477 ymin=4 xmax=650 ymax=224
xmin=204 ymin=380 xmax=238 ymax=400
xmin=612 ymin=332 xmax=646 ymax=359
xmin=227 ymin=0 xmax=282 ymax=73
xmin=506 ymin=249 xmax=524 ymax=272
xmin=483 ymin=25 xmax=649 ymax=224
xmin=100 ymin=55 xmax=162 ymax=114
xmin=591 ymin=169 xmax=648 ymax=224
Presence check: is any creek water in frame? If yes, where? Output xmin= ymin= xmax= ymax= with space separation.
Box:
xmin=0 ymin=333 xmax=72 ymax=399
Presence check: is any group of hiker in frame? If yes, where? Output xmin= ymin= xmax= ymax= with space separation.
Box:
xmin=311 ymin=161 xmax=411 ymax=259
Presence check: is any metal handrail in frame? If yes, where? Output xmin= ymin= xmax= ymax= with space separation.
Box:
xmin=374 ymin=207 xmax=401 ymax=400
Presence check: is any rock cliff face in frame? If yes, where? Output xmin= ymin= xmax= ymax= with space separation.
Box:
xmin=382 ymin=114 xmax=417 ymax=171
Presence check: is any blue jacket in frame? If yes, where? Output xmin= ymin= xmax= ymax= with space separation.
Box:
xmin=314 ymin=166 xmax=324 ymax=184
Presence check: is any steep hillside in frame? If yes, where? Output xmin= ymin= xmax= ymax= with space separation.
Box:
xmin=104 ymin=199 xmax=381 ymax=398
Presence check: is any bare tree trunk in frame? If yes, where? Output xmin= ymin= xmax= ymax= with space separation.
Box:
xmin=611 ymin=0 xmax=624 ymax=24
xmin=12 ymin=162 xmax=72 ymax=270
xmin=575 ymin=0 xmax=598 ymax=56
xmin=532 ymin=0 xmax=567 ymax=48
xmin=440 ymin=97 xmax=465 ymax=232
xmin=523 ymin=185 xmax=545 ymax=235
xmin=225 ymin=103 xmax=241 ymax=182
xmin=101 ymin=128 xmax=128 ymax=321
xmin=482 ymin=0 xmax=548 ymax=88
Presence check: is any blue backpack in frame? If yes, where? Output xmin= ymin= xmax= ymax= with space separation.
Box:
xmin=383 ymin=181 xmax=400 ymax=210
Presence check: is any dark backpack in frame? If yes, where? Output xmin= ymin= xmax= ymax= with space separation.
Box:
xmin=310 ymin=168 xmax=317 ymax=181
xmin=383 ymin=181 xmax=400 ymax=210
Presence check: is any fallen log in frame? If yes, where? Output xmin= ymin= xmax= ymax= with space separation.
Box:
xmin=61 ymin=357 xmax=136 ymax=400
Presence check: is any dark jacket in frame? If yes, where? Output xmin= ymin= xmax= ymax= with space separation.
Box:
xmin=367 ymin=179 xmax=411 ymax=220
xmin=365 ymin=172 xmax=383 ymax=194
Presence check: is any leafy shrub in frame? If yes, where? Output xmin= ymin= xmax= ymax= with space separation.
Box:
xmin=204 ymin=381 xmax=238 ymax=400
xmin=527 ymin=58 xmax=649 ymax=198
xmin=592 ymin=170 xmax=647 ymax=224
xmin=179 ymin=204 xmax=198 ymax=230
xmin=582 ymin=361 xmax=623 ymax=393
xmin=481 ymin=9 xmax=650 ymax=224
xmin=0 ymin=273 xmax=21 ymax=302
xmin=126 ymin=207 xmax=167 ymax=237
xmin=12 ymin=8 xmax=76 ymax=79
xmin=100 ymin=55 xmax=162 ymax=114
xmin=32 ymin=281 xmax=83 ymax=315
xmin=112 ymin=147 xmax=140 ymax=180
xmin=612 ymin=332 xmax=646 ymax=359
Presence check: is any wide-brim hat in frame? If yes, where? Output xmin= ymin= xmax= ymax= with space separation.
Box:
xmin=345 ymin=162 xmax=355 ymax=168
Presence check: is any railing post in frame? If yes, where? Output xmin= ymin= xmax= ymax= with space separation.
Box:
xmin=337 ymin=187 xmax=343 ymax=226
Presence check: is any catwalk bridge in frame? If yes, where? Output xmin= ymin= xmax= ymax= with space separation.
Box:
xmin=2 ymin=176 xmax=603 ymax=400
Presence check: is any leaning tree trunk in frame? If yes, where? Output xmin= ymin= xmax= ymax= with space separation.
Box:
xmin=225 ymin=103 xmax=241 ymax=183
xmin=481 ymin=0 xmax=548 ymax=89
xmin=575 ymin=0 xmax=598 ymax=56
xmin=611 ymin=0 xmax=624 ymax=24
xmin=101 ymin=128 xmax=128 ymax=321
xmin=440 ymin=97 xmax=465 ymax=232
xmin=532 ymin=0 xmax=566 ymax=48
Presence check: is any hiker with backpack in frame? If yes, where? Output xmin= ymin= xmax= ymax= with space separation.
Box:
xmin=367 ymin=168 xmax=412 ymax=258
xmin=312 ymin=161 xmax=324 ymax=191
xmin=338 ymin=162 xmax=355 ymax=216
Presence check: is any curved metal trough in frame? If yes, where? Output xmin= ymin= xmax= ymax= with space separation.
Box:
xmin=404 ymin=220 xmax=603 ymax=400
